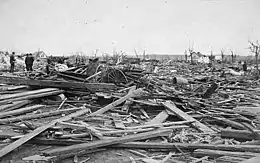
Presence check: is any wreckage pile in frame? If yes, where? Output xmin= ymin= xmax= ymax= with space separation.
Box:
xmin=0 ymin=60 xmax=260 ymax=163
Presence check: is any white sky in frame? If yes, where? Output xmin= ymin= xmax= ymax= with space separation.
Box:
xmin=0 ymin=0 xmax=260 ymax=56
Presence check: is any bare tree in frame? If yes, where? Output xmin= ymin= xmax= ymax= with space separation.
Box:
xmin=249 ymin=40 xmax=260 ymax=78
xmin=230 ymin=49 xmax=236 ymax=64
xmin=210 ymin=49 xmax=214 ymax=62
xmin=143 ymin=50 xmax=146 ymax=60
xmin=188 ymin=45 xmax=194 ymax=63
xmin=134 ymin=49 xmax=139 ymax=58
xmin=220 ymin=49 xmax=224 ymax=62
xmin=184 ymin=50 xmax=188 ymax=62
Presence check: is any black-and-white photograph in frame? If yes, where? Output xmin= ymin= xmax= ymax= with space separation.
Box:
xmin=0 ymin=0 xmax=260 ymax=162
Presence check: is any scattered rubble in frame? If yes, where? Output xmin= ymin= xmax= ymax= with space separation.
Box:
xmin=0 ymin=58 xmax=260 ymax=163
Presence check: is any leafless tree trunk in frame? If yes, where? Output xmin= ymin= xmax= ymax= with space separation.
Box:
xmin=188 ymin=46 xmax=194 ymax=64
xmin=220 ymin=49 xmax=224 ymax=68
xmin=230 ymin=49 xmax=235 ymax=64
xmin=249 ymin=40 xmax=260 ymax=78
xmin=184 ymin=50 xmax=188 ymax=62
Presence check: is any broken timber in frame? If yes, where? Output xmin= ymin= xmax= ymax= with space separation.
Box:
xmin=89 ymin=86 xmax=140 ymax=116
xmin=0 ymin=108 xmax=90 ymax=159
xmin=0 ymin=100 xmax=31 ymax=112
xmin=121 ymin=86 xmax=135 ymax=112
xmin=44 ymin=129 xmax=172 ymax=156
xmin=162 ymin=101 xmax=213 ymax=133
xmin=145 ymin=110 xmax=169 ymax=125
xmin=112 ymin=142 xmax=260 ymax=153
xmin=0 ymin=105 xmax=44 ymax=119
xmin=0 ymin=76 xmax=116 ymax=92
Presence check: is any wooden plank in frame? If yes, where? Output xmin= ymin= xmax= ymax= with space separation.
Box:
xmin=0 ymin=107 xmax=81 ymax=124
xmin=121 ymin=87 xmax=135 ymax=112
xmin=162 ymin=101 xmax=213 ymax=133
xmin=193 ymin=149 xmax=258 ymax=158
xmin=124 ymin=120 xmax=194 ymax=130
xmin=145 ymin=110 xmax=169 ymax=125
xmin=0 ymin=90 xmax=64 ymax=104
xmin=213 ymin=117 xmax=247 ymax=130
xmin=221 ymin=129 xmax=260 ymax=140
xmin=0 ymin=105 xmax=44 ymax=119
xmin=241 ymin=156 xmax=260 ymax=163
xmin=44 ymin=129 xmax=172 ymax=156
xmin=90 ymin=86 xmax=139 ymax=116
xmin=0 ymin=100 xmax=31 ymax=112
xmin=0 ymin=76 xmax=116 ymax=92
xmin=113 ymin=119 xmax=125 ymax=129
xmin=0 ymin=88 xmax=58 ymax=101
xmin=0 ymin=108 xmax=90 ymax=158
xmin=112 ymin=142 xmax=260 ymax=153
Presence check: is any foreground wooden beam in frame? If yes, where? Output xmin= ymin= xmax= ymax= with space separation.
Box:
xmin=0 ymin=88 xmax=59 ymax=101
xmin=0 ymin=105 xmax=44 ymax=119
xmin=162 ymin=101 xmax=213 ymax=133
xmin=0 ymin=76 xmax=116 ymax=92
xmin=112 ymin=142 xmax=260 ymax=153
xmin=0 ymin=100 xmax=31 ymax=112
xmin=0 ymin=108 xmax=90 ymax=159
xmin=0 ymin=90 xmax=64 ymax=104
xmin=193 ymin=149 xmax=259 ymax=158
xmin=0 ymin=107 xmax=81 ymax=124
xmin=221 ymin=129 xmax=260 ymax=140
xmin=90 ymin=86 xmax=139 ymax=116
xmin=44 ymin=129 xmax=172 ymax=156
xmin=145 ymin=110 xmax=169 ymax=125
xmin=241 ymin=156 xmax=260 ymax=163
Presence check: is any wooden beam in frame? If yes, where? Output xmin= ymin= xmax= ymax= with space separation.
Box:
xmin=0 ymin=100 xmax=31 ymax=112
xmin=0 ymin=108 xmax=90 ymax=158
xmin=44 ymin=129 xmax=172 ymax=156
xmin=221 ymin=129 xmax=260 ymax=140
xmin=0 ymin=88 xmax=59 ymax=101
xmin=90 ymin=86 xmax=139 ymax=116
xmin=112 ymin=142 xmax=260 ymax=153
xmin=121 ymin=87 xmax=135 ymax=112
xmin=145 ymin=110 xmax=169 ymax=125
xmin=0 ymin=90 xmax=64 ymax=104
xmin=0 ymin=107 xmax=81 ymax=124
xmin=162 ymin=101 xmax=213 ymax=133
xmin=0 ymin=105 xmax=44 ymax=119
xmin=0 ymin=76 xmax=116 ymax=92
xmin=193 ymin=149 xmax=259 ymax=158
xmin=125 ymin=120 xmax=194 ymax=130
xmin=241 ymin=156 xmax=260 ymax=163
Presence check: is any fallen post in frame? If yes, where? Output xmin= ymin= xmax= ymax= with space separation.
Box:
xmin=221 ymin=129 xmax=260 ymax=140
xmin=112 ymin=142 xmax=260 ymax=153
xmin=162 ymin=101 xmax=213 ymax=133
xmin=89 ymin=86 xmax=141 ymax=116
xmin=0 ymin=105 xmax=45 ymax=119
xmin=0 ymin=76 xmax=116 ymax=92
xmin=44 ymin=129 xmax=172 ymax=156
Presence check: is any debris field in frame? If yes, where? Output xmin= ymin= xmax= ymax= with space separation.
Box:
xmin=0 ymin=60 xmax=260 ymax=163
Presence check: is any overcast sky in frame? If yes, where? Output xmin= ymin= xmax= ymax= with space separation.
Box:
xmin=0 ymin=0 xmax=259 ymax=56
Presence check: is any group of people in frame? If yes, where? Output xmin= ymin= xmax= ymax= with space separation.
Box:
xmin=9 ymin=52 xmax=34 ymax=73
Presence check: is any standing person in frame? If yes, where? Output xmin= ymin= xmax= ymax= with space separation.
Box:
xmin=243 ymin=61 xmax=247 ymax=72
xmin=25 ymin=54 xmax=30 ymax=71
xmin=28 ymin=53 xmax=34 ymax=71
xmin=25 ymin=53 xmax=34 ymax=71
xmin=9 ymin=52 xmax=16 ymax=73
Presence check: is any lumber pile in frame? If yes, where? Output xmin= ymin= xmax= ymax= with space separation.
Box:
xmin=1 ymin=60 xmax=260 ymax=163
